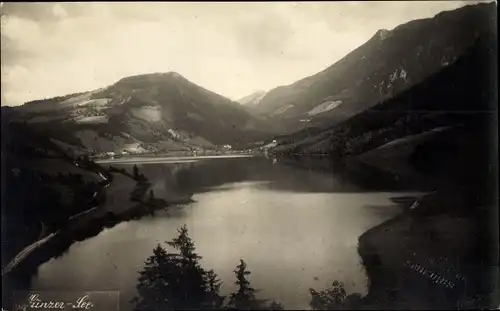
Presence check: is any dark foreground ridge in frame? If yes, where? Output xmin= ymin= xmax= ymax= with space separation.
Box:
xmin=1 ymin=162 xmax=194 ymax=310
xmin=358 ymin=191 xmax=499 ymax=310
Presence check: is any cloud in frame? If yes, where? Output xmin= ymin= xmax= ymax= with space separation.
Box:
xmin=2 ymin=15 xmax=42 ymax=45
xmin=232 ymin=9 xmax=294 ymax=60
xmin=52 ymin=4 xmax=68 ymax=19
xmin=0 ymin=1 xmax=487 ymax=106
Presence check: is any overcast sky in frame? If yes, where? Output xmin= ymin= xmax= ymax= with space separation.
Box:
xmin=0 ymin=1 xmax=484 ymax=106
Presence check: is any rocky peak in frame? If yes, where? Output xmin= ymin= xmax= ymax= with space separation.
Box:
xmin=377 ymin=29 xmax=392 ymax=40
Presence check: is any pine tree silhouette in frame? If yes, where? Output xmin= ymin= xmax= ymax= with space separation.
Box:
xmin=132 ymin=244 xmax=171 ymax=311
xmin=227 ymin=259 xmax=259 ymax=310
xmin=309 ymin=280 xmax=364 ymax=310
xmin=205 ymin=269 xmax=225 ymax=309
xmin=133 ymin=164 xmax=139 ymax=179
xmin=132 ymin=225 xmax=223 ymax=310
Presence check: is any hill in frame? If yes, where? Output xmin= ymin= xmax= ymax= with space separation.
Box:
xmin=2 ymin=72 xmax=276 ymax=155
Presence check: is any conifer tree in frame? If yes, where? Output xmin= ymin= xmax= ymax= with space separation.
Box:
xmin=309 ymin=280 xmax=354 ymax=310
xmin=165 ymin=225 xmax=208 ymax=309
xmin=204 ymin=269 xmax=225 ymax=309
xmin=133 ymin=164 xmax=139 ymax=178
xmin=132 ymin=244 xmax=171 ymax=311
xmin=227 ymin=259 xmax=259 ymax=310
xmin=132 ymin=225 xmax=224 ymax=311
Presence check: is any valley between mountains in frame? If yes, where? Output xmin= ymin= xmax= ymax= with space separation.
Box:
xmin=1 ymin=2 xmax=498 ymax=310
xmin=2 ymin=2 xmax=496 ymax=162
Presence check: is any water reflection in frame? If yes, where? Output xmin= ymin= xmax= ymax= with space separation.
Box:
xmin=133 ymin=156 xmax=433 ymax=198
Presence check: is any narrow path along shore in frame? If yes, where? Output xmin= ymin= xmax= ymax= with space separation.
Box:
xmin=2 ymin=159 xmax=113 ymax=277
xmin=2 ymin=164 xmax=172 ymax=278
xmin=67 ymin=206 xmax=99 ymax=221
xmin=2 ymin=231 xmax=60 ymax=276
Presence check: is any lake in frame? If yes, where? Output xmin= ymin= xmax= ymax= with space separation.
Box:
xmin=28 ymin=156 xmax=429 ymax=310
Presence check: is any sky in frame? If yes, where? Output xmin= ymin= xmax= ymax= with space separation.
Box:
xmin=0 ymin=1 xmax=485 ymax=106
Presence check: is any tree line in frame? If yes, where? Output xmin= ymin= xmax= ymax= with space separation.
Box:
xmin=132 ymin=225 xmax=362 ymax=311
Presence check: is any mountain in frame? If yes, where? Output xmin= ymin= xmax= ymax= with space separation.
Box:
xmin=237 ymin=90 xmax=267 ymax=106
xmin=253 ymin=2 xmax=496 ymax=133
xmin=2 ymin=72 xmax=276 ymax=155
xmin=270 ymin=29 xmax=497 ymax=160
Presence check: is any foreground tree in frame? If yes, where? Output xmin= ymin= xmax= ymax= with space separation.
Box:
xmin=132 ymin=225 xmax=223 ymax=310
xmin=227 ymin=259 xmax=260 ymax=310
xmin=309 ymin=281 xmax=363 ymax=310
xmin=132 ymin=245 xmax=171 ymax=311
xmin=226 ymin=259 xmax=285 ymax=310
xmin=133 ymin=226 xmax=290 ymax=311
xmin=165 ymin=225 xmax=212 ymax=309
xmin=205 ymin=269 xmax=225 ymax=309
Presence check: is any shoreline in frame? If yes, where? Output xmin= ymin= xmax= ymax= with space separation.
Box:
xmin=94 ymin=154 xmax=255 ymax=164
xmin=1 ymin=163 xmax=194 ymax=310
xmin=357 ymin=193 xmax=498 ymax=309
xmin=1 ymin=158 xmax=113 ymax=277
xmin=3 ymin=156 xmax=496 ymax=310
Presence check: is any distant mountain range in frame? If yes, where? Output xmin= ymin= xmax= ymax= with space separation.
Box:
xmin=252 ymin=2 xmax=496 ymax=133
xmin=1 ymin=2 xmax=496 ymax=159
xmin=237 ymin=91 xmax=267 ymax=106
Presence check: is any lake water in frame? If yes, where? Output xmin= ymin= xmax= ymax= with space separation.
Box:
xmin=28 ymin=156 xmax=428 ymax=310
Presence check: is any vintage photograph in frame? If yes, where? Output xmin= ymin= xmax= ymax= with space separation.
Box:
xmin=1 ymin=1 xmax=498 ymax=310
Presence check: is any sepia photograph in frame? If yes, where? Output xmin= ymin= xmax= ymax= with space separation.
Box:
xmin=1 ymin=1 xmax=498 ymax=310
